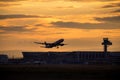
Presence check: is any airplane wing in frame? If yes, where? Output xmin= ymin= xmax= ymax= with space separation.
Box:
xmin=34 ymin=42 xmax=52 ymax=45
xmin=34 ymin=42 xmax=45 ymax=45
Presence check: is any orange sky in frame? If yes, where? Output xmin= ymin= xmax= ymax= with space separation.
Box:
xmin=0 ymin=0 xmax=120 ymax=56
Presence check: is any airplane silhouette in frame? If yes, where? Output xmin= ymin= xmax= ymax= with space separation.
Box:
xmin=34 ymin=39 xmax=66 ymax=48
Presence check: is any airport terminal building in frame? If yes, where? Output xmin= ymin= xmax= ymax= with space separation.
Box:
xmin=22 ymin=51 xmax=120 ymax=64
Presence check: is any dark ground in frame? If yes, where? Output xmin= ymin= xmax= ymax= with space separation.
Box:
xmin=0 ymin=64 xmax=120 ymax=80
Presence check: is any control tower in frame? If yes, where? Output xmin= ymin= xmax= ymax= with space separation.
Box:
xmin=102 ymin=38 xmax=112 ymax=56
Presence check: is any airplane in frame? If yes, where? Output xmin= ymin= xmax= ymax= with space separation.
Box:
xmin=34 ymin=39 xmax=66 ymax=48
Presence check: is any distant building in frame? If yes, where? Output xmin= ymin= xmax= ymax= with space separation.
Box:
xmin=22 ymin=51 xmax=120 ymax=65
xmin=0 ymin=54 xmax=8 ymax=64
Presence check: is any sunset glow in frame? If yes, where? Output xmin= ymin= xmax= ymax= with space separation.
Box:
xmin=0 ymin=0 xmax=120 ymax=56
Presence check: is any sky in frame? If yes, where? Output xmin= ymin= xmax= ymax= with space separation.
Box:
xmin=0 ymin=0 xmax=120 ymax=55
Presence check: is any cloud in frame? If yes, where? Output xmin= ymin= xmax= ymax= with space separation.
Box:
xmin=96 ymin=16 xmax=120 ymax=22
xmin=35 ymin=24 xmax=43 ymax=26
xmin=35 ymin=0 xmax=120 ymax=2
xmin=113 ymin=9 xmax=120 ymax=13
xmin=102 ymin=2 xmax=120 ymax=13
xmin=0 ymin=0 xmax=56 ymax=2
xmin=102 ymin=5 xmax=115 ymax=8
xmin=0 ymin=0 xmax=119 ymax=2
xmin=51 ymin=21 xmax=120 ymax=29
xmin=0 ymin=3 xmax=20 ymax=7
xmin=102 ymin=2 xmax=120 ymax=8
xmin=0 ymin=0 xmax=26 ymax=7
xmin=0 ymin=14 xmax=49 ymax=20
xmin=66 ymin=0 xmax=119 ymax=2
xmin=56 ymin=6 xmax=75 ymax=9
xmin=0 ymin=0 xmax=26 ymax=2
xmin=113 ymin=2 xmax=120 ymax=7
xmin=0 ymin=25 xmax=35 ymax=33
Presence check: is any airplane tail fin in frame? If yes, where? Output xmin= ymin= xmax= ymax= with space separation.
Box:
xmin=44 ymin=41 xmax=47 ymax=45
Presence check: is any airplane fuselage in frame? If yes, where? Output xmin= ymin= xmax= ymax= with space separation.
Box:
xmin=45 ymin=39 xmax=64 ymax=48
xmin=53 ymin=39 xmax=64 ymax=45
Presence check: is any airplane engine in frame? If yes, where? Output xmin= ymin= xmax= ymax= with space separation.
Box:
xmin=60 ymin=44 xmax=64 ymax=46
